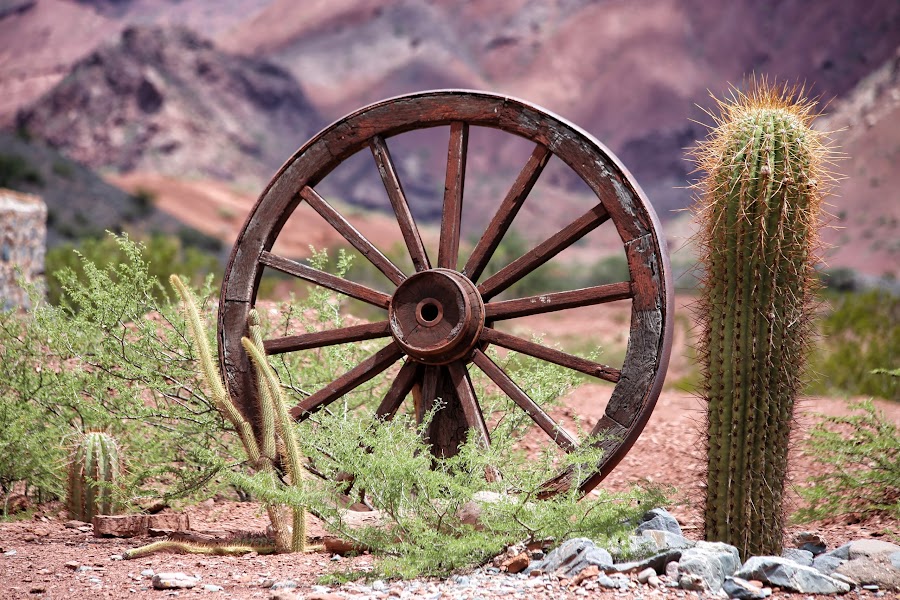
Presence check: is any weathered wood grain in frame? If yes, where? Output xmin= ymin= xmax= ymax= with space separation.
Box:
xmin=264 ymin=321 xmax=391 ymax=355
xmin=483 ymin=281 xmax=632 ymax=320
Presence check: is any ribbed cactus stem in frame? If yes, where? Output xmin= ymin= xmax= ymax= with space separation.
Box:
xmin=67 ymin=431 xmax=121 ymax=522
xmin=692 ymin=79 xmax=832 ymax=557
xmin=169 ymin=275 xmax=260 ymax=464
xmin=170 ymin=276 xmax=315 ymax=554
xmin=243 ymin=314 xmax=311 ymax=553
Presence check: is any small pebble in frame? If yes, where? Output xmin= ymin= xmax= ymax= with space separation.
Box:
xmin=141 ymin=569 xmax=155 ymax=578
xmin=202 ymin=584 xmax=224 ymax=592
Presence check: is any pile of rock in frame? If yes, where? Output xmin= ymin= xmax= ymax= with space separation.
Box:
xmin=506 ymin=508 xmax=900 ymax=597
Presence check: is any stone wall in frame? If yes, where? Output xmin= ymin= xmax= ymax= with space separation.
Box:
xmin=0 ymin=188 xmax=46 ymax=310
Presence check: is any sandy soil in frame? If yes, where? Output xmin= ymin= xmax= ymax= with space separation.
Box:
xmin=2 ymin=389 xmax=897 ymax=600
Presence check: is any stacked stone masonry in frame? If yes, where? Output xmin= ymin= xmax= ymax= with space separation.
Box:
xmin=0 ymin=188 xmax=46 ymax=310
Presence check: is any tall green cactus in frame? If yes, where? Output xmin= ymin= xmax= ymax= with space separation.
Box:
xmin=691 ymin=79 xmax=833 ymax=557
xmin=67 ymin=430 xmax=122 ymax=522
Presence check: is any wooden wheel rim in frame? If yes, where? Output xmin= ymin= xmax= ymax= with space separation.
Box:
xmin=218 ymin=89 xmax=674 ymax=495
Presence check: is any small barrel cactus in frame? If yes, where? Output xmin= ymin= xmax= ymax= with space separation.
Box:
xmin=67 ymin=430 xmax=122 ymax=522
xmin=691 ymin=79 xmax=834 ymax=557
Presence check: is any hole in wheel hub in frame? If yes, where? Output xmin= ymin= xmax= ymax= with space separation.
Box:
xmin=389 ymin=269 xmax=484 ymax=365
xmin=416 ymin=298 xmax=443 ymax=326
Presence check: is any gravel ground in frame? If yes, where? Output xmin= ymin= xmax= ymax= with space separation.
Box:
xmin=2 ymin=392 xmax=897 ymax=599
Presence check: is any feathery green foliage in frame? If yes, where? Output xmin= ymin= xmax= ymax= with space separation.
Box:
xmin=796 ymin=399 xmax=899 ymax=521
xmin=226 ymin=406 xmax=666 ymax=579
xmin=67 ymin=431 xmax=122 ymax=521
xmin=806 ymin=290 xmax=899 ymax=401
xmin=0 ymin=233 xmax=238 ymax=510
xmin=691 ymin=78 xmax=835 ymax=557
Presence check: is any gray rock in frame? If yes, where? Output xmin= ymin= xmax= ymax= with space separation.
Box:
xmin=737 ymin=556 xmax=850 ymax=594
xmin=679 ymin=572 xmax=706 ymax=591
xmin=781 ymin=548 xmax=814 ymax=567
xmin=641 ymin=529 xmax=696 ymax=551
xmin=529 ymin=538 xmax=613 ymax=577
xmin=835 ymin=556 xmax=900 ymax=592
xmin=140 ymin=568 xmax=154 ymax=578
xmin=151 ymin=572 xmax=199 ymax=590
xmin=831 ymin=573 xmax=859 ymax=589
xmin=848 ymin=539 xmax=900 ymax=560
xmin=636 ymin=508 xmax=682 ymax=536
xmin=826 ymin=543 xmax=852 ymax=561
xmin=793 ymin=531 xmax=828 ymax=556
xmin=723 ymin=577 xmax=772 ymax=600
xmin=610 ymin=549 xmax=683 ymax=575
xmin=637 ymin=567 xmax=655 ymax=584
xmin=270 ymin=580 xmax=298 ymax=591
xmin=890 ymin=551 xmax=900 ymax=570
xmin=676 ymin=541 xmax=742 ymax=592
xmin=813 ymin=554 xmax=845 ymax=575
xmin=597 ymin=573 xmax=630 ymax=590
xmin=202 ymin=584 xmax=224 ymax=592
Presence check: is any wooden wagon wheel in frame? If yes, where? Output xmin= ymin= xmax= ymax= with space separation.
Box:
xmin=218 ymin=90 xmax=673 ymax=495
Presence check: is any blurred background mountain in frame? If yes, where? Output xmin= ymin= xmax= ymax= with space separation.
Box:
xmin=1 ymin=0 xmax=898 ymax=283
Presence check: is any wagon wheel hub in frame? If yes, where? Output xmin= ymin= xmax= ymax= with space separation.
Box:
xmin=388 ymin=269 xmax=484 ymax=365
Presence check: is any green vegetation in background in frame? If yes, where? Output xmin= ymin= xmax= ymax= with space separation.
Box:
xmin=45 ymin=232 xmax=220 ymax=307
xmin=0 ymin=153 xmax=43 ymax=188
xmin=2 ymin=234 xmax=236 ymax=514
xmin=806 ymin=289 xmax=900 ymax=401
xmin=796 ymin=399 xmax=899 ymax=521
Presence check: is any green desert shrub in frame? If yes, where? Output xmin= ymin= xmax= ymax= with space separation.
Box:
xmin=796 ymin=399 xmax=899 ymax=521
xmin=807 ymin=290 xmax=900 ymax=401
xmin=45 ymin=232 xmax=219 ymax=307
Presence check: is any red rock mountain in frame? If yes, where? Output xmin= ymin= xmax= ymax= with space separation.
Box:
xmin=16 ymin=25 xmax=320 ymax=185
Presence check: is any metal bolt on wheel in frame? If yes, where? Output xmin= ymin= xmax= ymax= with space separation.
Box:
xmin=218 ymin=90 xmax=674 ymax=495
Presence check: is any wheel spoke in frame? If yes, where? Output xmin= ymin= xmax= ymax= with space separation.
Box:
xmin=370 ymin=136 xmax=431 ymax=272
xmin=264 ymin=320 xmax=391 ymax=355
xmin=477 ymin=203 xmax=611 ymax=300
xmin=471 ymin=350 xmax=578 ymax=452
xmin=484 ymin=282 xmax=632 ymax=320
xmin=447 ymin=361 xmax=500 ymax=481
xmin=480 ymin=328 xmax=621 ymax=383
xmin=260 ymin=251 xmax=390 ymax=309
xmin=375 ymin=359 xmax=420 ymax=420
xmin=438 ymin=121 xmax=469 ymax=269
xmin=289 ymin=342 xmax=404 ymax=421
xmin=464 ymin=145 xmax=551 ymax=282
xmin=300 ymin=186 xmax=406 ymax=285
xmin=447 ymin=362 xmax=491 ymax=447
xmin=416 ymin=365 xmax=443 ymax=424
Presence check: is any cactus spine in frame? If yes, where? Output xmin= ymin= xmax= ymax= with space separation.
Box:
xmin=691 ymin=80 xmax=832 ymax=557
xmin=67 ymin=431 xmax=122 ymax=521
xmin=169 ymin=275 xmax=313 ymax=554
